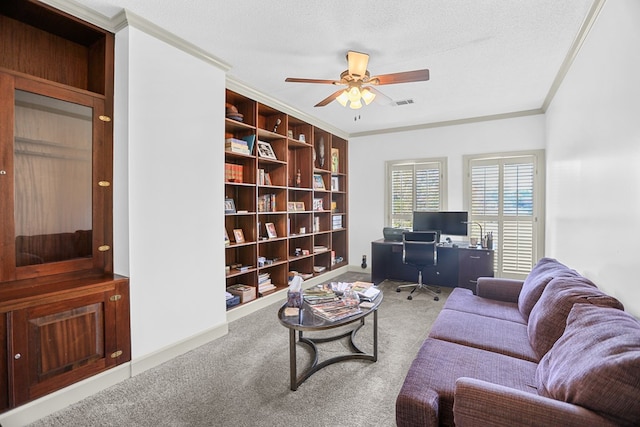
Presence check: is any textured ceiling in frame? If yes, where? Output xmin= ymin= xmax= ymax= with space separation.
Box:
xmin=53 ymin=0 xmax=597 ymax=136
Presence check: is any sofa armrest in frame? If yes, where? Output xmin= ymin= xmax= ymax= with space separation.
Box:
xmin=475 ymin=277 xmax=523 ymax=302
xmin=396 ymin=387 xmax=440 ymax=427
xmin=453 ymin=377 xmax=616 ymax=427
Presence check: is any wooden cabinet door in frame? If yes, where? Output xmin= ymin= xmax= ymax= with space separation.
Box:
xmin=7 ymin=282 xmax=128 ymax=407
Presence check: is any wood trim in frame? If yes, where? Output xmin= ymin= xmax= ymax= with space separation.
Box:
xmin=0 ymin=73 xmax=16 ymax=282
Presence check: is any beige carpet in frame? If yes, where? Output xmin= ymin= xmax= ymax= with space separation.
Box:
xmin=28 ymin=272 xmax=450 ymax=427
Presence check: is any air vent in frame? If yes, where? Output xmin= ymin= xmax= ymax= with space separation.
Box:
xmin=394 ymin=99 xmax=415 ymax=106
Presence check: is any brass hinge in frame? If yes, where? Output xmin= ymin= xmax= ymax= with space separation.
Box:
xmin=98 ymin=245 xmax=111 ymax=252
xmin=110 ymin=350 xmax=123 ymax=358
xmin=99 ymin=115 xmax=112 ymax=122
xmin=110 ymin=294 xmax=122 ymax=302
xmin=98 ymin=181 xmax=111 ymax=187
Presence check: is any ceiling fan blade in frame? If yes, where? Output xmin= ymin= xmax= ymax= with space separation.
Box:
xmin=369 ymin=69 xmax=430 ymax=85
xmin=347 ymin=51 xmax=369 ymax=79
xmin=285 ymin=77 xmax=341 ymax=84
xmin=314 ymin=89 xmax=345 ymax=107
xmin=365 ymin=86 xmax=395 ymax=106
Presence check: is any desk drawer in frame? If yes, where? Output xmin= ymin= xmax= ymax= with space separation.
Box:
xmin=458 ymin=250 xmax=494 ymax=293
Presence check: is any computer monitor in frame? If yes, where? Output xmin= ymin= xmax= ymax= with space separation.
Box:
xmin=412 ymin=211 xmax=469 ymax=237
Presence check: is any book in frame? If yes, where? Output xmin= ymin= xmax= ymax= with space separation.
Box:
xmin=241 ymin=134 xmax=256 ymax=153
xmin=225 ymin=138 xmax=250 ymax=155
xmin=331 ymin=148 xmax=339 ymax=173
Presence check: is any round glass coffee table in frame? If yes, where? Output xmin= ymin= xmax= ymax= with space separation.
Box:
xmin=278 ymin=291 xmax=383 ymax=390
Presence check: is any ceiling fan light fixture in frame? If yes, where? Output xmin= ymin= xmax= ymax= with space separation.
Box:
xmin=349 ymin=99 xmax=362 ymax=109
xmin=361 ymin=88 xmax=376 ymax=105
xmin=336 ymin=90 xmax=349 ymax=107
xmin=347 ymin=86 xmax=361 ymax=102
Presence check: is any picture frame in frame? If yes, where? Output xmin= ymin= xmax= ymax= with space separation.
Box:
xmin=313 ymin=198 xmax=324 ymax=211
xmin=257 ymin=141 xmax=277 ymax=160
xmin=225 ymin=198 xmax=236 ymax=214
xmin=331 ymin=176 xmax=339 ymax=191
xmin=264 ymin=172 xmax=272 ymax=186
xmin=224 ymin=228 xmax=230 ymax=246
xmin=295 ymin=201 xmax=305 ymax=211
xmin=287 ymin=201 xmax=296 ymax=211
xmin=313 ymin=174 xmax=325 ymax=190
xmin=233 ymin=228 xmax=245 ymax=243
xmin=265 ymin=222 xmax=278 ymax=238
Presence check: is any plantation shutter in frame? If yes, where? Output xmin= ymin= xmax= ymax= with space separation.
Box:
xmin=389 ymin=161 xmax=443 ymax=228
xmin=469 ymin=155 xmax=537 ymax=277
xmin=502 ymin=161 xmax=534 ymax=274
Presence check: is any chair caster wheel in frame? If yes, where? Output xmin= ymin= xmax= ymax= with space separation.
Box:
xmin=436 ymin=289 xmax=441 ymax=293
xmin=407 ymin=295 xmax=413 ymax=300
xmin=396 ymin=287 xmax=401 ymax=293
xmin=434 ymin=296 xmax=440 ymax=301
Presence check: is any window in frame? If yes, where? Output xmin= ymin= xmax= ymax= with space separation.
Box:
xmin=464 ymin=151 xmax=545 ymax=279
xmin=386 ymin=158 xmax=447 ymax=228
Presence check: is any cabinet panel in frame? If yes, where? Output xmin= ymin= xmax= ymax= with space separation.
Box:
xmin=28 ymin=302 xmax=105 ymax=383
xmin=7 ymin=277 xmax=129 ymax=407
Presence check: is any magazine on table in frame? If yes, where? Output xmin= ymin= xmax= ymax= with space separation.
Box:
xmin=330 ymin=281 xmax=381 ymax=302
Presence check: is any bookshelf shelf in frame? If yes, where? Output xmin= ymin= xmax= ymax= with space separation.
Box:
xmin=224 ymin=89 xmax=348 ymax=309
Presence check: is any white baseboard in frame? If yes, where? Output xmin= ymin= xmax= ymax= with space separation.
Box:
xmin=0 ymin=364 xmax=131 ymax=427
xmin=0 ymin=266 xmax=362 ymax=426
xmin=225 ymin=265 xmax=350 ymax=322
xmin=0 ymin=322 xmax=229 ymax=427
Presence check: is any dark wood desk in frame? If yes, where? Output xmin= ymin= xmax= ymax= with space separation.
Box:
xmin=371 ymin=239 xmax=494 ymax=293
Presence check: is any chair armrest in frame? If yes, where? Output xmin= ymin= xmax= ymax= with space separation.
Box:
xmin=475 ymin=277 xmax=523 ymax=302
xmin=453 ymin=377 xmax=616 ymax=427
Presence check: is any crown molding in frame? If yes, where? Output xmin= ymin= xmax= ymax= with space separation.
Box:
xmin=349 ymin=109 xmax=544 ymax=138
xmin=117 ymin=10 xmax=231 ymax=71
xmin=37 ymin=0 xmax=231 ymax=72
xmin=226 ymin=78 xmax=349 ymax=140
xmin=542 ymin=0 xmax=606 ymax=111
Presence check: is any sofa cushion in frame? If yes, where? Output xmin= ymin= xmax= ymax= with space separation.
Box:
xmin=443 ymin=287 xmax=526 ymax=324
xmin=536 ymin=304 xmax=640 ymax=427
xmin=528 ymin=276 xmax=624 ymax=359
xmin=518 ymin=257 xmax=579 ymax=321
xmin=429 ymin=309 xmax=537 ymax=362
xmin=397 ymin=338 xmax=538 ymax=427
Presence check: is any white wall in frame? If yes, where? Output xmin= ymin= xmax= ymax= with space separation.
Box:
xmin=348 ymin=114 xmax=546 ymax=271
xmin=545 ymin=0 xmax=640 ymax=317
xmin=114 ymin=26 xmax=227 ymax=360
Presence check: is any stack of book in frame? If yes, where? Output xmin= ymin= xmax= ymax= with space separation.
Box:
xmin=225 ymin=138 xmax=251 ymax=155
xmin=258 ymin=273 xmax=276 ymax=295
xmin=304 ymin=284 xmax=338 ymax=305
xmin=313 ymin=245 xmax=328 ymax=253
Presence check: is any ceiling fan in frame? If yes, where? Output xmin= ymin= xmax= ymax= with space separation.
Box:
xmin=285 ymin=51 xmax=429 ymax=109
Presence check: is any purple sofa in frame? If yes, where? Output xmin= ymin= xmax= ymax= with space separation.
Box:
xmin=396 ymin=257 xmax=640 ymax=427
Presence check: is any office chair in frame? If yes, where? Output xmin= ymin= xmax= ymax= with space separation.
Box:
xmin=396 ymin=231 xmax=441 ymax=301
